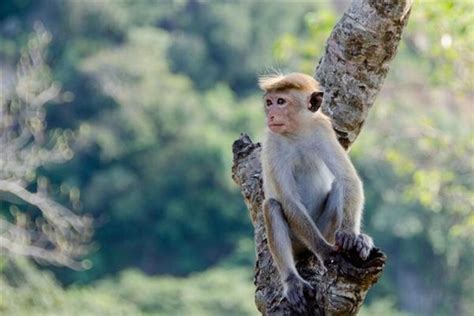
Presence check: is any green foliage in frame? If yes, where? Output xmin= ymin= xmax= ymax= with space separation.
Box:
xmin=403 ymin=1 xmax=474 ymax=92
xmin=60 ymin=27 xmax=260 ymax=279
xmin=95 ymin=266 xmax=256 ymax=315
xmin=0 ymin=259 xmax=141 ymax=316
xmin=0 ymin=257 xmax=256 ymax=316
xmin=359 ymin=298 xmax=411 ymax=316
xmin=274 ymin=4 xmax=337 ymax=73
xmin=352 ymin=93 xmax=473 ymax=315
xmin=161 ymin=1 xmax=313 ymax=94
xmin=0 ymin=0 xmax=33 ymax=20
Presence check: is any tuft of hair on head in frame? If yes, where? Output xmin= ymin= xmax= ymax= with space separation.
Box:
xmin=258 ymin=72 xmax=320 ymax=93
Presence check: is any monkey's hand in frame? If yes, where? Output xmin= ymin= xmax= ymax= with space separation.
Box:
xmin=335 ymin=231 xmax=374 ymax=260
xmin=283 ymin=273 xmax=315 ymax=314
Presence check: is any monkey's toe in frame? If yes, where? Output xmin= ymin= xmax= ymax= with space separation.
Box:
xmin=345 ymin=235 xmax=355 ymax=249
xmin=355 ymin=238 xmax=364 ymax=251
xmin=358 ymin=243 xmax=371 ymax=260
xmin=359 ymin=248 xmax=370 ymax=260
xmin=335 ymin=231 xmax=344 ymax=249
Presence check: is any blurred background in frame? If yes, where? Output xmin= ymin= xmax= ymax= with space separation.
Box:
xmin=0 ymin=1 xmax=472 ymax=315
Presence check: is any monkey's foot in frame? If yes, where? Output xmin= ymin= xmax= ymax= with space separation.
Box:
xmin=283 ymin=274 xmax=315 ymax=314
xmin=313 ymin=253 xmax=329 ymax=275
xmin=335 ymin=231 xmax=374 ymax=260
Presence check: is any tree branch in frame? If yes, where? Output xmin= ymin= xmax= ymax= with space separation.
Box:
xmin=316 ymin=0 xmax=413 ymax=149
xmin=0 ymin=180 xmax=92 ymax=269
xmin=232 ymin=1 xmax=413 ymax=314
xmin=0 ymin=24 xmax=91 ymax=269
xmin=0 ymin=180 xmax=90 ymax=234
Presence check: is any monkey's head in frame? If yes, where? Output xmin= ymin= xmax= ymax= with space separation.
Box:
xmin=259 ymin=73 xmax=323 ymax=135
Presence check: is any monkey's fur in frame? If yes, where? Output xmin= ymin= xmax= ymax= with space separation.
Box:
xmin=259 ymin=73 xmax=373 ymax=311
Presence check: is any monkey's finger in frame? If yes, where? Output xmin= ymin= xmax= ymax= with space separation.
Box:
xmin=349 ymin=235 xmax=358 ymax=249
xmin=340 ymin=235 xmax=347 ymax=249
xmin=349 ymin=234 xmax=357 ymax=249
xmin=337 ymin=233 xmax=345 ymax=247
xmin=356 ymin=239 xmax=364 ymax=252
xmin=343 ymin=235 xmax=352 ymax=250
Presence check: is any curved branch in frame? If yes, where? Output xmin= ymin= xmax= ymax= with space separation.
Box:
xmin=0 ymin=180 xmax=90 ymax=234
xmin=316 ymin=0 xmax=413 ymax=149
xmin=0 ymin=180 xmax=92 ymax=269
xmin=0 ymin=236 xmax=85 ymax=270
xmin=232 ymin=1 xmax=413 ymax=314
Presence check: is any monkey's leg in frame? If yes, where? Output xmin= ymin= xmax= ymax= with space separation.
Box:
xmin=263 ymin=198 xmax=314 ymax=313
xmin=283 ymin=199 xmax=335 ymax=270
xmin=316 ymin=181 xmax=343 ymax=242
xmin=263 ymin=198 xmax=296 ymax=279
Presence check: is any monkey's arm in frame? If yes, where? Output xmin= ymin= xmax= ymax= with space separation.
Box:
xmin=315 ymin=130 xmax=374 ymax=259
xmin=317 ymin=137 xmax=363 ymax=233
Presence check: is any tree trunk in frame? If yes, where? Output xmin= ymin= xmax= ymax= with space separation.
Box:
xmin=231 ymin=1 xmax=413 ymax=315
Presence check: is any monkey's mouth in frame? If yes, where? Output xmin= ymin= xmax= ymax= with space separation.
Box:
xmin=269 ymin=123 xmax=284 ymax=128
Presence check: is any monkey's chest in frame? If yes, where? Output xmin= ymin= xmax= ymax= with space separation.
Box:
xmin=293 ymin=155 xmax=334 ymax=214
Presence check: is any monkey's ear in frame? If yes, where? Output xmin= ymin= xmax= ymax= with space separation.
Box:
xmin=309 ymin=91 xmax=324 ymax=112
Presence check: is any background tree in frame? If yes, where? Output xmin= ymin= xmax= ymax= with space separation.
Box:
xmin=0 ymin=24 xmax=91 ymax=269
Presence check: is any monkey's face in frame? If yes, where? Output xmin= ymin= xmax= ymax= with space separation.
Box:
xmin=263 ymin=91 xmax=303 ymax=135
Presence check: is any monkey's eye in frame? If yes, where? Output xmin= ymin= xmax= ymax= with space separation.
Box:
xmin=266 ymin=99 xmax=272 ymax=107
xmin=277 ymin=98 xmax=285 ymax=105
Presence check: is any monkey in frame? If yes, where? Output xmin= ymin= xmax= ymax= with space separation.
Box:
xmin=259 ymin=72 xmax=373 ymax=310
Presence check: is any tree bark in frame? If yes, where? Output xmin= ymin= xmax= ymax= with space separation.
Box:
xmin=231 ymin=1 xmax=413 ymax=315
